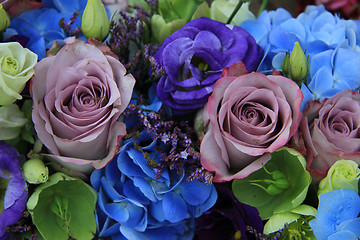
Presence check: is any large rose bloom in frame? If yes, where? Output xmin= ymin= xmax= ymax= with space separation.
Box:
xmin=31 ymin=41 xmax=135 ymax=173
xmin=200 ymin=67 xmax=303 ymax=182
xmin=299 ymin=89 xmax=360 ymax=178
xmin=154 ymin=17 xmax=263 ymax=114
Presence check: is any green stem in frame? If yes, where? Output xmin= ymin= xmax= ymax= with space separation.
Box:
xmin=227 ymin=0 xmax=247 ymax=24
xmin=257 ymin=0 xmax=268 ymax=16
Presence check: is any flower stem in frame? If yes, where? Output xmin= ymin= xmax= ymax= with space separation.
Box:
xmin=227 ymin=0 xmax=248 ymax=24
xmin=257 ymin=0 xmax=268 ymax=16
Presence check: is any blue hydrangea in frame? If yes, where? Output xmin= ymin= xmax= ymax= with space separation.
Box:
xmin=240 ymin=5 xmax=360 ymax=110
xmin=309 ymin=189 xmax=360 ymax=240
xmin=4 ymin=0 xmax=88 ymax=60
xmin=90 ymin=131 xmax=217 ymax=239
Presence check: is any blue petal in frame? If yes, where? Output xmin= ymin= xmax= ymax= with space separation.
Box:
xmin=123 ymin=180 xmax=150 ymax=205
xmin=240 ymin=20 xmax=268 ymax=43
xmin=328 ymin=231 xmax=358 ymax=240
xmin=90 ymin=168 xmax=104 ymax=190
xmin=178 ymin=179 xmax=212 ymax=206
xmin=338 ymin=218 xmax=360 ymax=237
xmin=105 ymin=202 xmax=130 ymax=223
xmin=149 ymin=200 xmax=166 ymax=222
xmin=37 ymin=9 xmax=63 ymax=33
xmin=333 ymin=48 xmax=360 ymax=89
xmin=132 ymin=177 xmax=157 ymax=202
xmin=52 ymin=0 xmax=85 ymax=14
xmin=162 ymin=192 xmax=188 ymax=223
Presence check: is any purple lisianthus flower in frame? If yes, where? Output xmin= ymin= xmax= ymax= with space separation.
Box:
xmin=195 ymin=184 xmax=263 ymax=240
xmin=0 ymin=141 xmax=28 ymax=240
xmin=154 ymin=17 xmax=263 ymax=114
xmin=90 ymin=131 xmax=217 ymax=239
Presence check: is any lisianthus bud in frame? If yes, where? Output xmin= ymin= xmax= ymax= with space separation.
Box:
xmin=23 ymin=158 xmax=49 ymax=184
xmin=0 ymin=4 xmax=10 ymax=32
xmin=289 ymin=42 xmax=309 ymax=86
xmin=81 ymin=0 xmax=110 ymax=41
xmin=318 ymin=160 xmax=360 ymax=196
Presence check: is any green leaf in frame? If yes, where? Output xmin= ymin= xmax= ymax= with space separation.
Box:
xmin=232 ymin=147 xmax=312 ymax=220
xmin=191 ymin=1 xmax=210 ymax=20
xmin=28 ymin=173 xmax=97 ymax=240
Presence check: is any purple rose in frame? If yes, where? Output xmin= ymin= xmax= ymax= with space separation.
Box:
xmin=154 ymin=17 xmax=263 ymax=114
xmin=299 ymin=89 xmax=360 ymax=178
xmin=200 ymin=64 xmax=303 ymax=182
xmin=31 ymin=41 xmax=135 ymax=174
xmin=0 ymin=141 xmax=28 ymax=239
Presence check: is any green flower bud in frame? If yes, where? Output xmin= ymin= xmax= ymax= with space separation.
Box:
xmin=289 ymin=42 xmax=309 ymax=86
xmin=81 ymin=0 xmax=110 ymax=41
xmin=281 ymin=51 xmax=290 ymax=77
xmin=318 ymin=160 xmax=360 ymax=196
xmin=23 ymin=158 xmax=49 ymax=184
xmin=0 ymin=4 xmax=10 ymax=32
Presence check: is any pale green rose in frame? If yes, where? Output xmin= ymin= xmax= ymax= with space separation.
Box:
xmin=0 ymin=103 xmax=28 ymax=140
xmin=318 ymin=160 xmax=360 ymax=196
xmin=0 ymin=42 xmax=37 ymax=105
xmin=81 ymin=0 xmax=110 ymax=41
xmin=210 ymin=0 xmax=255 ymax=25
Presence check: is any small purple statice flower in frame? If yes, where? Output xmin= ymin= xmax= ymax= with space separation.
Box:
xmin=0 ymin=141 xmax=28 ymax=240
xmin=154 ymin=17 xmax=263 ymax=114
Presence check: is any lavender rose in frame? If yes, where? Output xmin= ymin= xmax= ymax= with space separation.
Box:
xmin=154 ymin=17 xmax=263 ymax=114
xmin=299 ymin=89 xmax=360 ymax=178
xmin=200 ymin=65 xmax=303 ymax=182
xmin=31 ymin=41 xmax=135 ymax=174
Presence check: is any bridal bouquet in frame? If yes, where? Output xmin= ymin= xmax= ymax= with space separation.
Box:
xmin=1 ymin=0 xmax=360 ymax=239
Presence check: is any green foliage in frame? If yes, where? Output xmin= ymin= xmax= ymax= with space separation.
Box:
xmin=232 ymin=147 xmax=312 ymax=220
xmin=27 ymin=173 xmax=97 ymax=240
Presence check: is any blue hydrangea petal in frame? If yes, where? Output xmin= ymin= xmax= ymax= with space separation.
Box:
xmin=52 ymin=0 xmax=84 ymax=14
xmin=312 ymin=12 xmax=336 ymax=32
xmin=308 ymin=66 xmax=334 ymax=100
xmin=90 ymin=168 xmax=104 ymax=190
xmin=36 ymin=9 xmax=63 ymax=33
xmin=132 ymin=177 xmax=157 ymax=202
xmin=148 ymin=200 xmax=166 ymax=223
xmin=337 ymin=218 xmax=360 ymax=237
xmin=100 ymin=177 xmax=124 ymax=201
xmin=240 ymin=20 xmax=268 ymax=43
xmin=328 ymin=231 xmax=358 ymax=240
xmin=178 ymin=179 xmax=212 ymax=206
xmin=333 ymin=48 xmax=360 ymax=90
xmin=163 ymin=192 xmax=188 ymax=223
xmin=120 ymin=225 xmax=178 ymax=240
xmin=123 ymin=180 xmax=150 ymax=205
xmin=310 ymin=189 xmax=360 ymax=240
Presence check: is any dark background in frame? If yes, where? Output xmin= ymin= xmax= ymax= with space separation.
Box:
xmin=249 ymin=0 xmax=298 ymax=16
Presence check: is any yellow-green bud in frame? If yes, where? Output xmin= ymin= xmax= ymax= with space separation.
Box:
xmin=318 ymin=160 xmax=360 ymax=196
xmin=23 ymin=158 xmax=49 ymax=184
xmin=81 ymin=0 xmax=110 ymax=41
xmin=289 ymin=42 xmax=309 ymax=86
xmin=0 ymin=4 xmax=10 ymax=32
